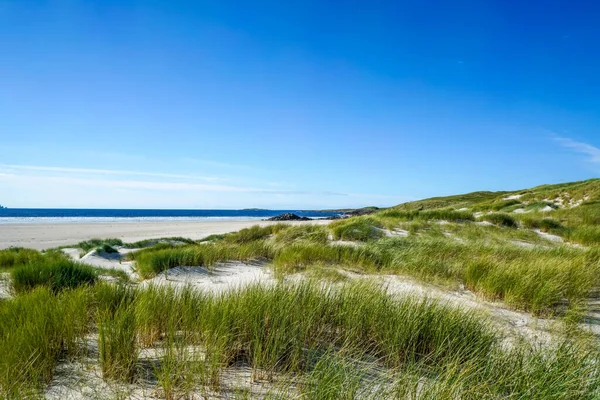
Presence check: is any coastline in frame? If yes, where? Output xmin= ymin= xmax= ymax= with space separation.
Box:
xmin=0 ymin=219 xmax=330 ymax=250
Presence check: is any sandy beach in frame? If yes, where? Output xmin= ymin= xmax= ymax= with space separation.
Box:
xmin=0 ymin=220 xmax=330 ymax=250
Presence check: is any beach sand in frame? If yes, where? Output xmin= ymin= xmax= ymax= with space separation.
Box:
xmin=0 ymin=220 xmax=330 ymax=250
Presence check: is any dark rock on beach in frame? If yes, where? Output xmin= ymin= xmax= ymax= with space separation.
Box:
xmin=266 ymin=213 xmax=311 ymax=221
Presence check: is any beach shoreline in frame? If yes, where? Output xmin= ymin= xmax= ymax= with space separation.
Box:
xmin=0 ymin=219 xmax=330 ymax=250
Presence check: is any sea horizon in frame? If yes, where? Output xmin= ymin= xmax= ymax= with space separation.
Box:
xmin=0 ymin=208 xmax=341 ymax=224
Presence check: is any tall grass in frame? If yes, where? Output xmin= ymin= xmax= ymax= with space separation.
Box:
xmin=132 ymin=241 xmax=273 ymax=279
xmin=379 ymin=208 xmax=474 ymax=222
xmin=367 ymin=237 xmax=600 ymax=314
xmin=480 ymin=212 xmax=518 ymax=227
xmin=0 ymin=287 xmax=92 ymax=397
xmin=75 ymin=238 xmax=124 ymax=253
xmin=98 ymin=302 xmax=138 ymax=382
xmin=0 ymin=247 xmax=43 ymax=270
xmin=330 ymin=217 xmax=383 ymax=241
xmin=1 ymin=281 xmax=599 ymax=397
xmin=130 ymin=222 xmax=599 ymax=314
xmin=11 ymin=257 xmax=97 ymax=294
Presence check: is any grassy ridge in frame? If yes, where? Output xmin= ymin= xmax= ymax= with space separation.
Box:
xmin=133 ymin=223 xmax=599 ymax=315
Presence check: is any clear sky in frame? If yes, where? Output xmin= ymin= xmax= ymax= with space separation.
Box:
xmin=1 ymin=1 xmax=599 ymax=209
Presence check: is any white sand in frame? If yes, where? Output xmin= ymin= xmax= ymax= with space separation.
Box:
xmin=140 ymin=261 xmax=274 ymax=293
xmin=0 ymin=220 xmax=329 ymax=250
xmin=503 ymin=194 xmax=523 ymax=200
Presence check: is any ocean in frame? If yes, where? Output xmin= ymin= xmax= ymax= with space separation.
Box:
xmin=0 ymin=208 xmax=340 ymax=224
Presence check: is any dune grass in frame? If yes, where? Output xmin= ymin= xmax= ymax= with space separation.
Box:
xmin=0 ymin=247 xmax=43 ymax=270
xmin=130 ymin=222 xmax=599 ymax=315
xmin=2 ymin=280 xmax=599 ymax=398
xmin=11 ymin=256 xmax=97 ymax=294
xmin=0 ymin=287 xmax=92 ymax=397
xmin=75 ymin=238 xmax=124 ymax=253
xmin=378 ymin=208 xmax=474 ymax=222
xmin=330 ymin=217 xmax=384 ymax=241
xmin=98 ymin=301 xmax=138 ymax=382
xmin=132 ymin=241 xmax=274 ymax=279
xmin=479 ymin=212 xmax=518 ymax=227
xmin=122 ymin=236 xmax=197 ymax=248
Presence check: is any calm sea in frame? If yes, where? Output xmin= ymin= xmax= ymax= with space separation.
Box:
xmin=0 ymin=209 xmax=339 ymax=224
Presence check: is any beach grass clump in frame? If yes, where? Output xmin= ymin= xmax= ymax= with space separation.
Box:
xmin=98 ymin=301 xmax=138 ymax=382
xmin=123 ymin=237 xmax=196 ymax=248
xmin=519 ymin=216 xmax=564 ymax=231
xmin=303 ymin=351 xmax=365 ymax=399
xmin=11 ymin=257 xmax=97 ymax=294
xmin=330 ymin=217 xmax=383 ymax=241
xmin=0 ymin=287 xmax=92 ymax=397
xmin=0 ymin=247 xmax=43 ymax=270
xmin=379 ymin=208 xmax=474 ymax=222
xmin=480 ymin=212 xmax=518 ymax=227
xmin=525 ymin=201 xmax=558 ymax=211
xmin=76 ymin=238 xmax=123 ymax=253
xmin=272 ymin=224 xmax=329 ymax=247
xmin=564 ymin=226 xmax=600 ymax=246
xmin=273 ymin=243 xmax=381 ymax=275
xmin=199 ymin=233 xmax=229 ymax=243
xmin=473 ymin=198 xmax=522 ymax=212
xmin=132 ymin=241 xmax=273 ymax=279
xmin=225 ymin=225 xmax=279 ymax=244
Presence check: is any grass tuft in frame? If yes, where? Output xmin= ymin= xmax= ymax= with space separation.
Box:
xmin=480 ymin=212 xmax=518 ymax=227
xmin=11 ymin=256 xmax=97 ymax=294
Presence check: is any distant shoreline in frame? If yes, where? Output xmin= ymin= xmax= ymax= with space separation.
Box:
xmin=0 ymin=208 xmax=341 ymax=223
xmin=0 ymin=219 xmax=331 ymax=250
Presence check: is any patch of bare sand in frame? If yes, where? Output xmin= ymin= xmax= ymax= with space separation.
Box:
xmin=0 ymin=273 xmax=11 ymax=300
xmin=140 ymin=261 xmax=274 ymax=293
xmin=503 ymin=194 xmax=523 ymax=200
xmin=65 ymin=248 xmax=139 ymax=279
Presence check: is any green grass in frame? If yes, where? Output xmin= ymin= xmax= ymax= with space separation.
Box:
xmin=519 ymin=216 xmax=564 ymax=231
xmin=130 ymin=222 xmax=599 ymax=315
xmin=472 ymin=198 xmax=522 ymax=212
xmin=0 ymin=287 xmax=91 ymax=397
xmin=131 ymin=241 xmax=273 ymax=279
xmin=11 ymin=256 xmax=97 ymax=294
xmin=98 ymin=301 xmax=138 ymax=382
xmin=225 ymin=224 xmax=280 ymax=244
xmin=480 ymin=212 xmax=518 ymax=227
xmin=122 ymin=236 xmax=197 ymax=248
xmin=330 ymin=217 xmax=383 ymax=241
xmin=75 ymin=238 xmax=124 ymax=253
xmin=1 ymin=281 xmax=599 ymax=398
xmin=0 ymin=247 xmax=43 ymax=270
xmin=379 ymin=208 xmax=474 ymax=222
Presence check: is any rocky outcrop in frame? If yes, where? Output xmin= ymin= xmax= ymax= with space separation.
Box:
xmin=266 ymin=213 xmax=311 ymax=221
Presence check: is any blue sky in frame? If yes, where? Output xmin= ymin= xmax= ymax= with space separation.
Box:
xmin=1 ymin=1 xmax=599 ymax=209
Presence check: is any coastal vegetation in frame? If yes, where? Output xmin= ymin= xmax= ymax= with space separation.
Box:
xmin=1 ymin=178 xmax=599 ymax=397
xmin=1 ymin=282 xmax=599 ymax=398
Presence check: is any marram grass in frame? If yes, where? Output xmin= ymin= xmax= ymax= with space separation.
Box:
xmin=1 ymin=282 xmax=599 ymax=398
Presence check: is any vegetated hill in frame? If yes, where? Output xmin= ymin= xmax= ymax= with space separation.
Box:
xmin=393 ymin=178 xmax=600 ymax=212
